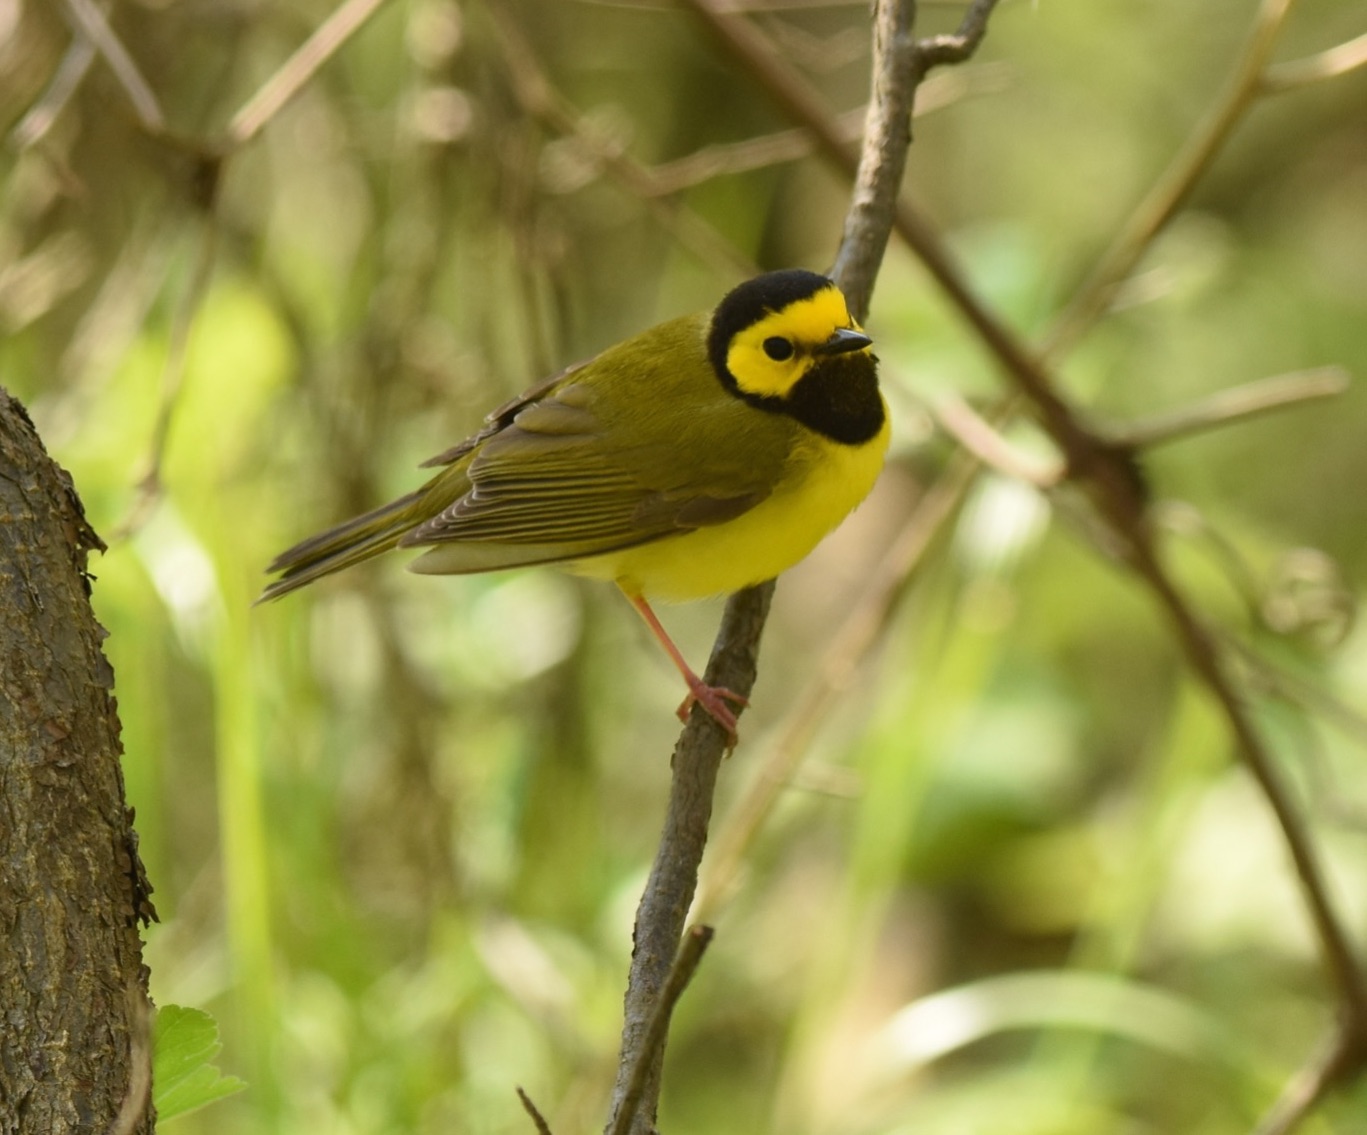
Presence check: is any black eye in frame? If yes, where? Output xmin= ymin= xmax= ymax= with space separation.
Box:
xmin=762 ymin=336 xmax=794 ymax=361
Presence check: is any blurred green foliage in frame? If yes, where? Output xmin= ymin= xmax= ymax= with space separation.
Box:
xmin=3 ymin=0 xmax=1367 ymax=1132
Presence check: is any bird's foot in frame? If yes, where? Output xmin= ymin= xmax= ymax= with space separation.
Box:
xmin=676 ymin=679 xmax=749 ymax=749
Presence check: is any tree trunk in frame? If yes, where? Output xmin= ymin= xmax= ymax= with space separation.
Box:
xmin=0 ymin=388 xmax=156 ymax=1134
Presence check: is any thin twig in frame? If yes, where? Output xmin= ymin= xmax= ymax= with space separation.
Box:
xmin=644 ymin=66 xmax=1007 ymax=194
xmin=226 ymin=0 xmax=393 ymax=145
xmin=604 ymin=582 xmax=772 ymax=1135
xmin=1109 ymin=368 xmax=1351 ymax=450
xmin=516 ymin=1087 xmax=555 ymax=1135
xmin=914 ymin=0 xmax=1000 ymax=68
xmin=933 ymin=368 xmax=1351 ymax=482
xmin=1041 ymin=0 xmax=1300 ymax=360
xmin=929 ymin=392 xmax=1061 ymax=486
xmin=1251 ymin=1023 xmax=1367 ymax=1135
xmin=647 ymin=107 xmax=867 ymax=193
xmin=679 ymin=0 xmax=864 ymax=168
xmin=61 ymin=0 xmax=165 ymax=132
xmin=1259 ymin=31 xmax=1367 ymax=94
xmin=1153 ymin=501 xmax=1267 ymax=623
xmin=830 ymin=0 xmax=928 ymax=316
xmin=12 ymin=38 xmax=97 ymax=148
xmin=1227 ymin=636 xmax=1367 ymax=754
xmin=607 ymin=927 xmax=715 ymax=1135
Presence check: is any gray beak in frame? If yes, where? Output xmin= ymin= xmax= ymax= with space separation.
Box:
xmin=814 ymin=327 xmax=873 ymax=356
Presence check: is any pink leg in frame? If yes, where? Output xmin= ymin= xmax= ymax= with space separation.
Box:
xmin=620 ymin=587 xmax=748 ymax=747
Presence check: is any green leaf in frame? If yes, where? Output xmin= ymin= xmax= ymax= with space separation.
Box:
xmin=152 ymin=1004 xmax=246 ymax=1122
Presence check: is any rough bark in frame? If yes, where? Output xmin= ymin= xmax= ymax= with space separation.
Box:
xmin=0 ymin=388 xmax=156 ymax=1134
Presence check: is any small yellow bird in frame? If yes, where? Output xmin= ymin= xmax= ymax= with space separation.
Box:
xmin=262 ymin=269 xmax=888 ymax=743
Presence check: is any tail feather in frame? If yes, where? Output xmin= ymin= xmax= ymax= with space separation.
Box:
xmin=258 ymin=488 xmax=425 ymax=602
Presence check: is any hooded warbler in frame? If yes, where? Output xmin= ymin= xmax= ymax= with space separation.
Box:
xmin=261 ymin=269 xmax=888 ymax=743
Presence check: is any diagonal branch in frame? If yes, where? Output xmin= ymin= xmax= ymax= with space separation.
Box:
xmin=1117 ymin=523 xmax=1367 ymax=1033
xmin=603 ymin=582 xmax=772 ymax=1135
xmin=226 ymin=0 xmax=393 ymax=144
xmin=603 ymin=4 xmax=1002 ymax=1133
xmin=830 ymin=0 xmax=929 ymax=316
xmin=1259 ymin=30 xmax=1367 ymax=93
xmin=1043 ymin=0 xmax=1301 ymax=359
xmin=606 ymin=927 xmax=715 ymax=1135
xmin=1252 ymin=1023 xmax=1367 ymax=1135
xmin=13 ymin=38 xmax=97 ymax=148
xmin=642 ymin=65 xmax=1007 ymax=194
xmin=61 ymin=0 xmax=165 ymax=131
xmin=1108 ymin=367 xmax=1350 ymax=451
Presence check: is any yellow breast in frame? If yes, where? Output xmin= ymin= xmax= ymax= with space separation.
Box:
xmin=571 ymin=408 xmax=890 ymax=601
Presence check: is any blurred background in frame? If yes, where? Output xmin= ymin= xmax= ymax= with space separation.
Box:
xmin=4 ymin=0 xmax=1367 ymax=1131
